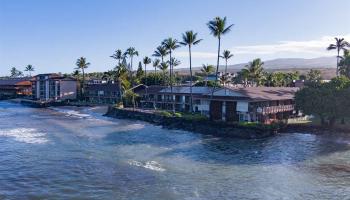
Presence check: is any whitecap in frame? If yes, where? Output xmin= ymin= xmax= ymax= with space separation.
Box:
xmin=0 ymin=128 xmax=48 ymax=144
xmin=128 ymin=160 xmax=165 ymax=172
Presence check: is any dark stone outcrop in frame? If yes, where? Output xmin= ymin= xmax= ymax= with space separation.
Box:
xmin=105 ymin=107 xmax=278 ymax=139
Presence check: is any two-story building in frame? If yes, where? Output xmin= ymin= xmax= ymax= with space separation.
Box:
xmin=0 ymin=78 xmax=32 ymax=98
xmin=85 ymin=81 xmax=121 ymax=104
xmin=138 ymin=86 xmax=298 ymax=124
xmin=32 ymin=73 xmax=77 ymax=101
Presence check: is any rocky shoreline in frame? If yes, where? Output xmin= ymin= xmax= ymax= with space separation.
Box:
xmin=104 ymin=107 xmax=279 ymax=139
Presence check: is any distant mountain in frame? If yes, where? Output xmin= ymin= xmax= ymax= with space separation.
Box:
xmin=176 ymin=56 xmax=337 ymax=73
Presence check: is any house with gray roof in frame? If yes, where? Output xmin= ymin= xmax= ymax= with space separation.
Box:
xmin=138 ymin=86 xmax=298 ymax=124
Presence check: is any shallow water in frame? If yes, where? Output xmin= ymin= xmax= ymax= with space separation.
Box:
xmin=0 ymin=101 xmax=350 ymax=199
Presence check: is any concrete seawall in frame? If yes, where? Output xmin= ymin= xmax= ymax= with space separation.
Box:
xmin=105 ymin=107 xmax=277 ymax=139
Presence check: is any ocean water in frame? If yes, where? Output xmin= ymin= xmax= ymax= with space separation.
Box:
xmin=0 ymin=101 xmax=350 ymax=199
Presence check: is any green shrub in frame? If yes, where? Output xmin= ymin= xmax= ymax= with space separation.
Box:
xmin=174 ymin=112 xmax=182 ymax=117
xmin=158 ymin=111 xmax=172 ymax=117
xmin=182 ymin=113 xmax=208 ymax=121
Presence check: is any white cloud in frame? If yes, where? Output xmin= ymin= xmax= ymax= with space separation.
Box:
xmin=175 ymin=34 xmax=350 ymax=59
xmin=233 ymin=35 xmax=350 ymax=56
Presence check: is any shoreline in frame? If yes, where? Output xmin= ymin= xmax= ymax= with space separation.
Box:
xmin=4 ymin=99 xmax=349 ymax=137
xmin=104 ymin=106 xmax=278 ymax=139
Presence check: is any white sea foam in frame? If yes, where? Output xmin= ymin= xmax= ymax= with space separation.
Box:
xmin=0 ymin=128 xmax=48 ymax=144
xmin=49 ymin=107 xmax=91 ymax=118
xmin=128 ymin=160 xmax=165 ymax=172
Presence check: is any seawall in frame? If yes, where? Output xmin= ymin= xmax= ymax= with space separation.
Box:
xmin=105 ymin=107 xmax=277 ymax=139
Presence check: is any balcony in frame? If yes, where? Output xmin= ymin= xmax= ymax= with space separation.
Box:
xmin=259 ymin=104 xmax=294 ymax=114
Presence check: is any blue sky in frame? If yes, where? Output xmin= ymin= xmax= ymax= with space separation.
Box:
xmin=0 ymin=0 xmax=349 ymax=76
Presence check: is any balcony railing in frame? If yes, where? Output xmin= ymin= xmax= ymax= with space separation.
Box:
xmin=260 ymin=105 xmax=294 ymax=114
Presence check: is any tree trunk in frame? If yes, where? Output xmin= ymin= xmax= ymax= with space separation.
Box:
xmin=169 ymin=51 xmax=175 ymax=114
xmin=210 ymin=37 xmax=221 ymax=98
xmin=189 ymin=45 xmax=193 ymax=113
xmin=82 ymin=68 xmax=85 ymax=99
xmin=337 ymin=49 xmax=340 ymax=77
xmin=210 ymin=37 xmax=221 ymax=120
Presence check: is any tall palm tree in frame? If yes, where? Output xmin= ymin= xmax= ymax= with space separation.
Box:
xmin=75 ymin=57 xmax=90 ymax=96
xmin=124 ymin=47 xmax=139 ymax=71
xmin=24 ymin=64 xmax=35 ymax=76
xmin=207 ymin=17 xmax=234 ymax=90
xmin=162 ymin=38 xmax=180 ymax=113
xmin=220 ymin=50 xmax=233 ymax=74
xmin=327 ymin=37 xmax=349 ymax=77
xmin=201 ymin=64 xmax=215 ymax=86
xmin=110 ymin=49 xmax=124 ymax=64
xmin=152 ymin=45 xmax=168 ymax=63
xmin=143 ymin=56 xmax=152 ymax=85
xmin=180 ymin=30 xmax=202 ymax=113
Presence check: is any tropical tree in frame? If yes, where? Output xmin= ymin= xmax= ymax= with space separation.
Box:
xmin=339 ymin=50 xmax=350 ymax=78
xmin=75 ymin=57 xmax=90 ymax=96
xmin=143 ymin=56 xmax=152 ymax=85
xmin=244 ymin=58 xmax=265 ymax=86
xmin=114 ymin=62 xmax=129 ymax=101
xmin=152 ymin=59 xmax=161 ymax=84
xmin=207 ymin=16 xmax=234 ymax=89
xmin=167 ymin=57 xmax=181 ymax=68
xmin=162 ymin=38 xmax=180 ymax=113
xmin=136 ymin=61 xmax=144 ymax=82
xmin=110 ymin=49 xmax=124 ymax=64
xmin=180 ymin=30 xmax=202 ymax=113
xmin=152 ymin=45 xmax=168 ymax=63
xmin=201 ymin=64 xmax=215 ymax=86
xmin=327 ymin=37 xmax=349 ymax=77
xmin=158 ymin=62 xmax=169 ymax=85
xmin=220 ymin=50 xmax=233 ymax=74
xmin=306 ymin=69 xmax=322 ymax=83
xmin=10 ymin=67 xmax=23 ymax=78
xmin=124 ymin=47 xmax=139 ymax=71
xmin=24 ymin=64 xmax=35 ymax=76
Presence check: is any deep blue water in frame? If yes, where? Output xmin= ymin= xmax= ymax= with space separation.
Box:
xmin=0 ymin=101 xmax=350 ymax=199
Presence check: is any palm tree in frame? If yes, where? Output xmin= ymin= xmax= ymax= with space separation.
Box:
xmin=244 ymin=58 xmax=265 ymax=86
xmin=75 ymin=57 xmax=90 ymax=96
xmin=201 ymin=64 xmax=215 ymax=86
xmin=24 ymin=64 xmax=35 ymax=76
xmin=180 ymin=30 xmax=202 ymax=113
xmin=124 ymin=47 xmax=139 ymax=71
xmin=167 ymin=57 xmax=181 ymax=67
xmin=207 ymin=17 xmax=234 ymax=90
xmin=162 ymin=38 xmax=180 ymax=113
xmin=152 ymin=59 xmax=161 ymax=85
xmin=220 ymin=50 xmax=233 ymax=74
xmin=158 ymin=62 xmax=169 ymax=85
xmin=152 ymin=45 xmax=168 ymax=63
xmin=114 ymin=63 xmax=128 ymax=101
xmin=143 ymin=56 xmax=152 ymax=85
xmin=327 ymin=37 xmax=350 ymax=77
xmin=110 ymin=49 xmax=124 ymax=64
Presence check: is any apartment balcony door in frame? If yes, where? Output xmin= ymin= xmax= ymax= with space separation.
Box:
xmin=210 ymin=101 xmax=222 ymax=120
xmin=225 ymin=101 xmax=238 ymax=122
